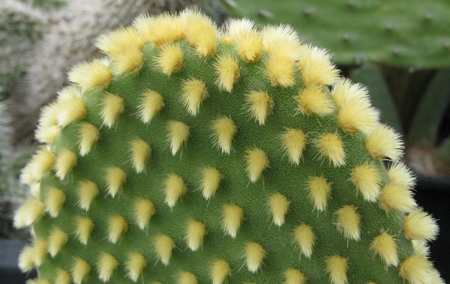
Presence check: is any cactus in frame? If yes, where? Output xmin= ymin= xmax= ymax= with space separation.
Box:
xmin=348 ymin=64 xmax=402 ymax=133
xmin=15 ymin=10 xmax=444 ymax=284
xmin=7 ymin=0 xmax=200 ymax=147
xmin=218 ymin=0 xmax=450 ymax=68
xmin=0 ymin=0 xmax=199 ymax=238
xmin=218 ymin=0 xmax=450 ymax=183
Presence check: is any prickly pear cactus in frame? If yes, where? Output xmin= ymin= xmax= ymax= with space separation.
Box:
xmin=15 ymin=10 xmax=444 ymax=284
xmin=219 ymin=0 xmax=450 ymax=68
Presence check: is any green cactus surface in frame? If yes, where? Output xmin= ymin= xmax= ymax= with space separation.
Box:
xmin=15 ymin=10 xmax=443 ymax=284
xmin=219 ymin=0 xmax=450 ymax=68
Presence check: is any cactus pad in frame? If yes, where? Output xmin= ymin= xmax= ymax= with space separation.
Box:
xmin=16 ymin=10 xmax=443 ymax=284
xmin=220 ymin=0 xmax=450 ymax=68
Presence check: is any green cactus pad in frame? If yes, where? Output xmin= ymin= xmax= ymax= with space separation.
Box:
xmin=16 ymin=10 xmax=443 ymax=284
xmin=219 ymin=0 xmax=450 ymax=68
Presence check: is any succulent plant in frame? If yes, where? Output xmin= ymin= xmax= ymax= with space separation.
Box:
xmin=0 ymin=0 xmax=200 ymax=239
xmin=218 ymin=0 xmax=450 ymax=68
xmin=15 ymin=9 xmax=444 ymax=284
xmin=7 ymin=0 xmax=200 ymax=147
xmin=217 ymin=0 xmax=450 ymax=183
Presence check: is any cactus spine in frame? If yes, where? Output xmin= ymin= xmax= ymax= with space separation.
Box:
xmin=16 ymin=9 xmax=443 ymax=284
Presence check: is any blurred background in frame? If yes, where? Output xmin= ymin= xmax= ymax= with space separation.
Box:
xmin=0 ymin=0 xmax=449 ymax=282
